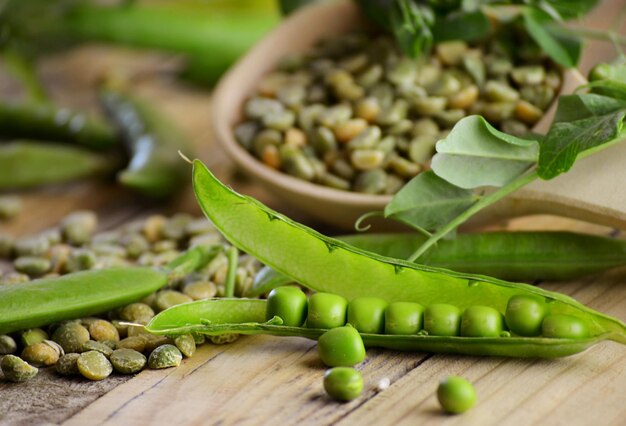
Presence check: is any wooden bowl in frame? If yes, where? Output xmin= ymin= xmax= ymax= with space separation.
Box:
xmin=212 ymin=0 xmax=626 ymax=230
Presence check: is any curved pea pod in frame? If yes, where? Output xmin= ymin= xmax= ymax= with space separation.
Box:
xmin=0 ymin=140 xmax=121 ymax=189
xmin=0 ymin=102 xmax=117 ymax=150
xmin=183 ymin=160 xmax=626 ymax=357
xmin=0 ymin=267 xmax=167 ymax=335
xmin=99 ymin=88 xmax=193 ymax=198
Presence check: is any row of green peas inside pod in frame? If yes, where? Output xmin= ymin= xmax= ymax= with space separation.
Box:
xmin=235 ymin=31 xmax=560 ymax=194
xmin=267 ymin=287 xmax=589 ymax=358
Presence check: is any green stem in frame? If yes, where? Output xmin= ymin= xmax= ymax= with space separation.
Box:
xmin=554 ymin=25 xmax=626 ymax=46
xmin=408 ymin=170 xmax=539 ymax=262
xmin=224 ymin=247 xmax=239 ymax=298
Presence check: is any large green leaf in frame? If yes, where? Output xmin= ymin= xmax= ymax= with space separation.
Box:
xmin=430 ymin=116 xmax=539 ymax=189
xmin=554 ymin=94 xmax=626 ymax=123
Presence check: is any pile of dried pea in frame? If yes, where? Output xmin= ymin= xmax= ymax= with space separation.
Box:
xmin=235 ymin=32 xmax=560 ymax=194
xmin=0 ymin=211 xmax=261 ymax=382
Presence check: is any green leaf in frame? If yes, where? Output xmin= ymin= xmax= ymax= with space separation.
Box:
xmin=432 ymin=10 xmax=490 ymax=42
xmin=554 ymin=94 xmax=626 ymax=123
xmin=384 ymin=171 xmax=478 ymax=232
xmin=522 ymin=7 xmax=580 ymax=68
xmin=430 ymin=116 xmax=539 ymax=189
xmin=538 ymin=109 xmax=626 ymax=179
xmin=390 ymin=0 xmax=434 ymax=58
xmin=539 ymin=0 xmax=599 ymax=20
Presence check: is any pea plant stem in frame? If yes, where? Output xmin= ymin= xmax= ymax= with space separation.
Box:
xmin=407 ymin=171 xmax=539 ymax=262
xmin=224 ymin=246 xmax=239 ymax=298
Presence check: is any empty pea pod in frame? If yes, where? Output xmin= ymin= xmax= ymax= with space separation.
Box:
xmin=144 ymin=162 xmax=626 ymax=358
xmin=0 ymin=140 xmax=121 ymax=190
xmin=0 ymin=102 xmax=117 ymax=150
xmin=99 ymin=88 xmax=193 ymax=198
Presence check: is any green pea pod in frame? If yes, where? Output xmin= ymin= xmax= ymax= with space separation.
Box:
xmin=0 ymin=102 xmax=117 ymax=150
xmin=0 ymin=245 xmax=219 ymax=334
xmin=0 ymin=140 xmax=120 ymax=189
xmin=339 ymin=232 xmax=626 ymax=281
xmin=0 ymin=267 xmax=165 ymax=335
xmin=248 ymin=231 xmax=626 ymax=295
xmin=147 ymin=160 xmax=626 ymax=358
xmin=99 ymin=88 xmax=192 ymax=198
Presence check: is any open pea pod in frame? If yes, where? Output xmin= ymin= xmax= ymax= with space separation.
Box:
xmin=147 ymin=298 xmax=608 ymax=358
xmin=155 ymin=160 xmax=626 ymax=357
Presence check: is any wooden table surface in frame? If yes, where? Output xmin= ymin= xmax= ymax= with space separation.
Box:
xmin=1 ymin=3 xmax=626 ymax=425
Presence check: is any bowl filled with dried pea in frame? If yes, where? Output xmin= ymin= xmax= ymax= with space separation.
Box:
xmin=212 ymin=0 xmax=583 ymax=229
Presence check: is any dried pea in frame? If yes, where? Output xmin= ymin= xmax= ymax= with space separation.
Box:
xmin=52 ymin=321 xmax=90 ymax=353
xmin=116 ymin=336 xmax=147 ymax=353
xmin=21 ymin=341 xmax=60 ymax=366
xmin=1 ymin=354 xmax=38 ymax=382
xmin=148 ymin=344 xmax=182 ymax=369
xmin=14 ymin=256 xmax=51 ymax=277
xmin=56 ymin=353 xmax=81 ymax=376
xmin=61 ymin=211 xmax=97 ymax=245
xmin=81 ymin=340 xmax=114 ymax=357
xmin=174 ymin=334 xmax=196 ymax=358
xmin=0 ymin=334 xmax=17 ymax=354
xmin=0 ymin=195 xmax=22 ymax=220
xmin=77 ymin=350 xmax=113 ymax=380
xmin=120 ymin=303 xmax=155 ymax=325
xmin=20 ymin=328 xmax=48 ymax=347
xmin=88 ymin=319 xmax=120 ymax=342
xmin=110 ymin=348 xmax=147 ymax=374
xmin=155 ymin=290 xmax=193 ymax=312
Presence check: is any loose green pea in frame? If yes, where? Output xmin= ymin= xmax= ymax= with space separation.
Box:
xmin=505 ymin=295 xmax=548 ymax=336
xmin=61 ymin=211 xmax=98 ymax=245
xmin=148 ymin=344 xmax=182 ymax=369
xmin=347 ymin=297 xmax=387 ymax=334
xmin=110 ymin=348 xmax=147 ymax=374
xmin=460 ymin=306 xmax=504 ymax=337
xmin=323 ymin=367 xmax=363 ymax=402
xmin=266 ymin=286 xmax=308 ymax=327
xmin=0 ymin=354 xmax=38 ymax=382
xmin=306 ymin=292 xmax=348 ymax=329
xmin=437 ymin=376 xmax=476 ymax=414
xmin=77 ymin=350 xmax=113 ymax=380
xmin=542 ymin=314 xmax=589 ymax=339
xmin=14 ymin=256 xmax=52 ymax=277
xmin=385 ymin=302 xmax=424 ymax=335
xmin=317 ymin=326 xmax=366 ymax=367
xmin=424 ymin=304 xmax=461 ymax=336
